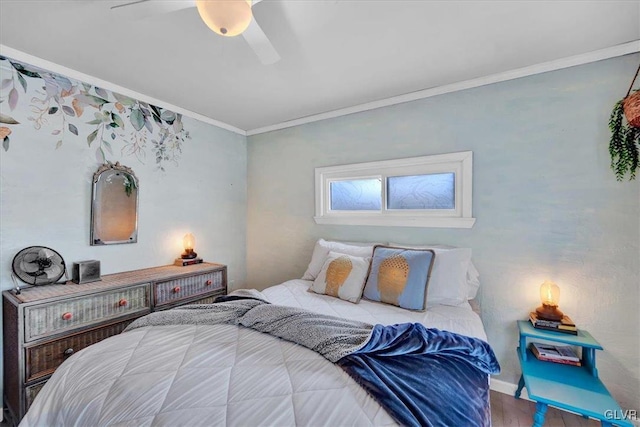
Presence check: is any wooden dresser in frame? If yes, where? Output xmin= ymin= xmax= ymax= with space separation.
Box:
xmin=3 ymin=262 xmax=227 ymax=425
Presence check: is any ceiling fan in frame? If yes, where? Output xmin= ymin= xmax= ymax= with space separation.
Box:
xmin=110 ymin=0 xmax=281 ymax=65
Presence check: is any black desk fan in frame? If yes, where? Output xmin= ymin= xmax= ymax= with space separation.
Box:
xmin=11 ymin=246 xmax=68 ymax=294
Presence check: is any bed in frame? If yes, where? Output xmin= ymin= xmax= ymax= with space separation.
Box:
xmin=22 ymin=243 xmax=499 ymax=427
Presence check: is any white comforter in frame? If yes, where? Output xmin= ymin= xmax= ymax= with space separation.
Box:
xmin=22 ymin=280 xmax=487 ymax=427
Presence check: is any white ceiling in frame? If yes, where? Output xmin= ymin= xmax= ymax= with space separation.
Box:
xmin=1 ymin=0 xmax=639 ymax=132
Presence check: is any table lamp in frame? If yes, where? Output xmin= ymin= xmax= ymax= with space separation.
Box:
xmin=175 ymin=233 xmax=203 ymax=266
xmin=181 ymin=233 xmax=197 ymax=259
xmin=535 ymin=280 xmax=564 ymax=321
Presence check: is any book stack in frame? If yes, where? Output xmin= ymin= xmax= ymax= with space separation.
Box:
xmin=529 ymin=312 xmax=577 ymax=335
xmin=530 ymin=342 xmax=581 ymax=366
xmin=174 ymin=258 xmax=204 ymax=267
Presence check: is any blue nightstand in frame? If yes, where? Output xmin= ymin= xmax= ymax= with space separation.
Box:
xmin=515 ymin=320 xmax=632 ymax=427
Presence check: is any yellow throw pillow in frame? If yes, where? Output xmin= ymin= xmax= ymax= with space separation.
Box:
xmin=310 ymin=251 xmax=371 ymax=303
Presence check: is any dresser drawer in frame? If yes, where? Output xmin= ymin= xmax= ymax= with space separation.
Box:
xmin=25 ymin=380 xmax=47 ymax=412
xmin=24 ymin=284 xmax=150 ymax=342
xmin=154 ymin=270 xmax=225 ymax=306
xmin=25 ymin=318 xmax=135 ymax=382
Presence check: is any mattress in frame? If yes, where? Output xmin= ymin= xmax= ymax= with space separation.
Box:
xmin=22 ymin=281 xmax=490 ymax=427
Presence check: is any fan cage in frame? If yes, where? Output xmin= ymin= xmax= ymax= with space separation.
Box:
xmin=11 ymin=246 xmax=67 ymax=286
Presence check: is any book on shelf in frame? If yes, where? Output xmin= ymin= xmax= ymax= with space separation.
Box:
xmin=533 ymin=354 xmax=582 ymax=366
xmin=531 ymin=323 xmax=578 ymax=335
xmin=530 ymin=342 xmax=580 ymax=362
xmin=529 ymin=312 xmax=577 ymax=332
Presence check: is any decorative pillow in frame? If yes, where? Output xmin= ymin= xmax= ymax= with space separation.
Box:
xmin=390 ymin=243 xmax=473 ymax=306
xmin=310 ymin=251 xmax=371 ymax=303
xmin=302 ymin=239 xmax=375 ymax=281
xmin=362 ymin=246 xmax=435 ymax=311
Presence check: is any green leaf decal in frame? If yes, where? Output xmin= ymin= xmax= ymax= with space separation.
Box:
xmin=68 ymin=123 xmax=78 ymax=136
xmin=17 ymin=73 xmax=27 ymax=92
xmin=56 ymin=140 xmax=63 ymax=149
xmin=130 ymin=109 xmax=145 ymax=131
xmin=2 ymin=136 xmax=9 ymax=152
xmin=11 ymin=61 xmax=42 ymax=78
xmin=95 ymin=87 xmax=109 ymax=99
xmin=160 ymin=109 xmax=176 ymax=124
xmin=112 ymin=113 xmax=125 ymax=129
xmin=75 ymin=94 xmax=108 ymax=108
xmin=113 ymin=92 xmax=135 ymax=107
xmin=86 ymin=119 xmax=102 ymax=125
xmin=87 ymin=129 xmax=98 ymax=146
xmin=150 ymin=104 xmax=162 ymax=117
xmin=0 ymin=113 xmax=19 ymax=124
xmin=48 ymin=107 xmax=59 ymax=114
xmin=16 ymin=68 xmax=41 ymax=78
xmin=62 ymin=105 xmax=75 ymax=116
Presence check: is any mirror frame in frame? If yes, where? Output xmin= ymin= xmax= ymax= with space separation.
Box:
xmin=90 ymin=162 xmax=139 ymax=246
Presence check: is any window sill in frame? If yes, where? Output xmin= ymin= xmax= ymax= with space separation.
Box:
xmin=313 ymin=215 xmax=476 ymax=228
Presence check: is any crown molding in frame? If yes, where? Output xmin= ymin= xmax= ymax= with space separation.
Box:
xmin=0 ymin=44 xmax=247 ymax=136
xmin=246 ymin=40 xmax=640 ymax=136
xmin=3 ymin=41 xmax=638 ymax=138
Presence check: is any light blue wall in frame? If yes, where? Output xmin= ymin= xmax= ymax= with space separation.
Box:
xmin=0 ymin=57 xmax=248 ymax=411
xmin=247 ymin=54 xmax=640 ymax=410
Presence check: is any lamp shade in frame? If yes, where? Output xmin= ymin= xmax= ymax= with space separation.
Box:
xmin=536 ymin=280 xmax=563 ymax=321
xmin=196 ymin=0 xmax=253 ymax=37
xmin=183 ymin=233 xmax=196 ymax=251
xmin=539 ymin=280 xmax=560 ymax=306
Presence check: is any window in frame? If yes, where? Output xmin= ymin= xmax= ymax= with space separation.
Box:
xmin=314 ymin=151 xmax=475 ymax=228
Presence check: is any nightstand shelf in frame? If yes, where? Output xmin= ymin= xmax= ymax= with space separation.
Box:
xmin=515 ymin=320 xmax=632 ymax=427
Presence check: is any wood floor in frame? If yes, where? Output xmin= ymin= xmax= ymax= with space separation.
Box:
xmin=491 ymin=390 xmax=601 ymax=427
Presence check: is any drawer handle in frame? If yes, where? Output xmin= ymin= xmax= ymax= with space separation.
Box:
xmin=173 ymin=286 xmax=181 ymax=293
xmin=206 ymin=279 xmax=212 ymax=286
xmin=63 ymin=348 xmax=74 ymax=357
xmin=62 ymin=312 xmax=73 ymax=321
xmin=119 ymin=299 xmax=128 ymax=307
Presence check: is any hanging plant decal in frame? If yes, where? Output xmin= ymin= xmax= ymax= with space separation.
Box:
xmin=609 ymin=63 xmax=640 ymax=181
xmin=123 ymin=173 xmax=137 ymax=197
xmin=0 ymin=56 xmax=190 ymax=170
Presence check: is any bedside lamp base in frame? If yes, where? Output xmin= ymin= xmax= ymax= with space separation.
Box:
xmin=536 ymin=303 xmax=564 ymax=321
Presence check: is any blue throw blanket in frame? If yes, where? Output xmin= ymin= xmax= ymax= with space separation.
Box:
xmin=338 ymin=323 xmax=500 ymax=427
xmin=127 ymin=295 xmax=500 ymax=427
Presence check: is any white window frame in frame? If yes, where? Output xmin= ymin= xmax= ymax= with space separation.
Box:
xmin=314 ymin=151 xmax=475 ymax=228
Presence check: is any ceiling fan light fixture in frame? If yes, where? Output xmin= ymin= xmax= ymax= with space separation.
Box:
xmin=196 ymin=0 xmax=253 ymax=37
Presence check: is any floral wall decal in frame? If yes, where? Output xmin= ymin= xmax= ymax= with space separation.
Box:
xmin=0 ymin=56 xmax=190 ymax=171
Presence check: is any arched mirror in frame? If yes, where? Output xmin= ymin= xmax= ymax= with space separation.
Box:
xmin=90 ymin=162 xmax=139 ymax=245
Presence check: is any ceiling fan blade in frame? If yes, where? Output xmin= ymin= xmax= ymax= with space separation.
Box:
xmin=242 ymin=18 xmax=280 ymax=65
xmin=110 ymin=0 xmax=196 ymax=20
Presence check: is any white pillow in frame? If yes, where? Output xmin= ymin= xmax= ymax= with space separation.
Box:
xmin=390 ymin=244 xmax=472 ymax=306
xmin=466 ymin=261 xmax=480 ymax=299
xmin=310 ymin=251 xmax=371 ymax=303
xmin=302 ymin=239 xmax=375 ymax=280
